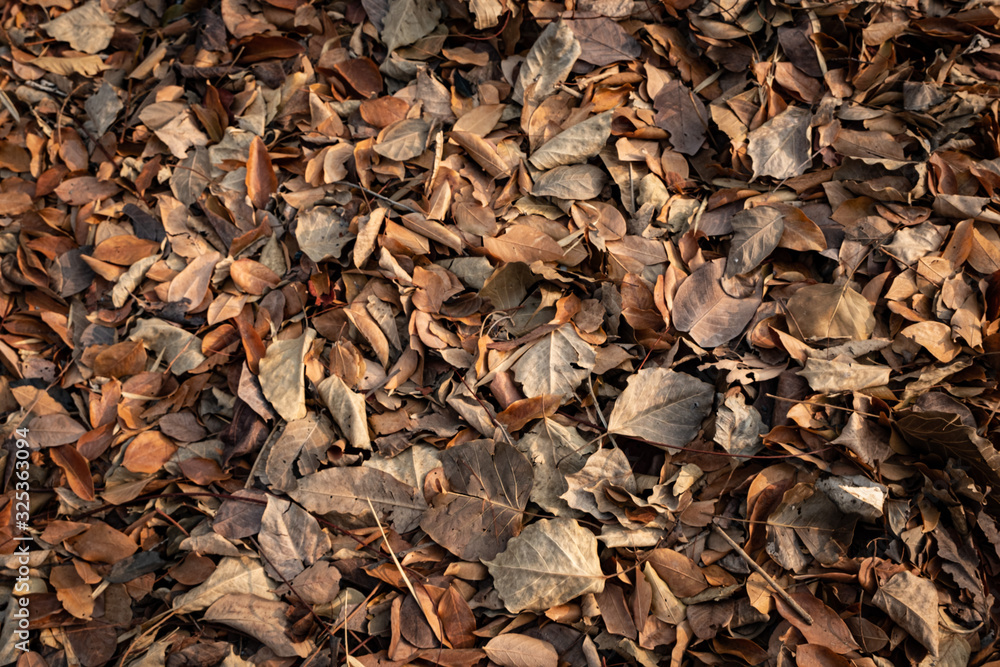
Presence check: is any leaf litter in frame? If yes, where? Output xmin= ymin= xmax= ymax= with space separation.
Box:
xmin=1 ymin=0 xmax=1000 ymax=665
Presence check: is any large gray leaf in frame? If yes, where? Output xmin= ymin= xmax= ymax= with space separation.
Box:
xmin=515 ymin=421 xmax=596 ymax=516
xmin=259 ymin=329 xmax=315 ymax=422
xmin=607 ymin=368 xmax=713 ymax=448
xmin=484 ymin=518 xmax=605 ymax=613
xmin=258 ymin=497 xmax=329 ymax=581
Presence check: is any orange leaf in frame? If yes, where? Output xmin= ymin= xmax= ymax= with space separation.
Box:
xmin=246 ymin=136 xmax=277 ymax=210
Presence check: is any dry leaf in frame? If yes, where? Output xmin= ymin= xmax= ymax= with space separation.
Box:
xmin=43 ymin=1 xmax=114 ymax=54
xmin=484 ymin=518 xmax=605 ymax=613
xmin=246 ymin=136 xmax=277 ymax=210
xmin=747 ymin=106 xmax=812 ymax=181
xmin=484 ymin=634 xmax=558 ymax=667
xmin=726 ymin=206 xmax=784 ymax=277
xmin=259 ymin=329 xmax=316 ymax=421
xmin=607 ymin=367 xmax=713 ymax=448
xmin=786 ymin=283 xmax=875 ymax=341
xmin=672 ymin=258 xmax=761 ymax=347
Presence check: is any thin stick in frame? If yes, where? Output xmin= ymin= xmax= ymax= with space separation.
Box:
xmin=330 ymin=181 xmax=423 ymax=215
xmin=711 ymin=523 xmax=814 ymax=625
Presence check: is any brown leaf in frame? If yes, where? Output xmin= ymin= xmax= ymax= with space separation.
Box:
xmin=653 ymin=80 xmax=708 ymax=156
xmin=93 ymin=341 xmax=147 ymax=378
xmin=246 ymin=136 xmax=277 ymax=210
xmin=872 ymin=571 xmax=939 ymax=655
xmin=30 ymin=414 xmax=87 ymax=447
xmin=532 ymin=164 xmax=608 ymax=200
xmin=774 ymin=591 xmax=860 ymax=654
xmin=484 ymin=225 xmax=564 ymax=264
xmin=607 ymin=367 xmax=712 ymax=448
xmin=122 ymin=431 xmax=178 ymax=474
xmin=672 ymin=258 xmax=761 ymax=347
xmin=421 ymin=440 xmax=532 ymax=560
xmin=230 ymin=258 xmax=281 ymax=295
xmin=205 ymin=594 xmax=314 ymax=657
xmin=726 ymin=206 xmax=784 ymax=277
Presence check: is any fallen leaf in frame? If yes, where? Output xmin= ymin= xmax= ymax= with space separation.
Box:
xmin=530 ymin=111 xmax=613 ymax=170
xmin=259 ymin=329 xmax=316 ymax=421
xmin=484 ymin=518 xmax=605 ymax=613
xmin=607 ymin=368 xmax=713 ymax=448
xmin=246 ymin=136 xmax=277 ymax=210
xmin=726 ymin=206 xmax=785 ymax=277
xmin=672 ymin=258 xmax=761 ymax=347
xmin=43 ymin=1 xmax=114 ymax=54
xmin=512 ymin=325 xmax=595 ymax=399
xmin=514 ymin=21 xmax=581 ymax=106
xmin=380 ymin=0 xmax=441 ymax=53
xmin=484 ymin=634 xmax=558 ymax=667
xmin=872 ymin=571 xmax=939 ymax=656
xmin=747 ymin=106 xmax=812 ymax=180
xmin=205 ymin=594 xmax=314 ymax=657
xmin=786 ymin=283 xmax=875 ymax=341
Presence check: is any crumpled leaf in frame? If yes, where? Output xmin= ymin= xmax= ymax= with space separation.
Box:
xmin=532 ymin=164 xmax=608 ymax=200
xmin=258 ymin=496 xmax=329 ymax=581
xmin=872 ymin=571 xmax=940 ymax=655
xmin=484 ymin=518 xmax=605 ymax=613
xmin=173 ymin=557 xmax=278 ymax=612
xmin=654 ymin=80 xmax=708 ymax=156
xmin=295 ymin=207 xmax=354 ymax=263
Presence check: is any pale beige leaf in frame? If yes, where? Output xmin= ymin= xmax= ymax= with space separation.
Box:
xmin=374 ymin=118 xmax=430 ymax=161
xmin=380 ymin=0 xmax=440 ymax=52
xmin=31 ymin=54 xmax=106 ymax=76
xmin=259 ymin=329 xmax=316 ymax=422
xmin=798 ymin=357 xmax=892 ymax=393
xmin=513 ymin=324 xmax=595 ymax=398
xmin=607 ymin=367 xmax=713 ymax=448
xmin=515 ymin=421 xmax=596 ymax=516
xmin=167 ymin=251 xmax=221 ymax=311
xmin=129 ymin=318 xmax=207 ymax=375
xmin=205 ymin=594 xmax=313 ymax=658
xmin=898 ymin=321 xmax=960 ymax=363
xmin=532 ymin=165 xmax=608 ymax=200
xmin=258 ymin=497 xmax=329 ymax=581
xmin=530 ymin=111 xmax=613 ymax=170
xmin=265 ymin=415 xmax=336 ymax=492
xmin=43 ymin=1 xmax=114 ymax=54
xmin=173 ymin=557 xmax=278 ymax=612
xmin=484 ymin=518 xmax=605 ymax=613
xmin=484 ymin=634 xmax=558 ymax=667
xmin=316 ymin=374 xmax=371 ymax=450
xmin=289 ymin=466 xmax=427 ymax=533
xmin=747 ymin=106 xmax=812 ymax=181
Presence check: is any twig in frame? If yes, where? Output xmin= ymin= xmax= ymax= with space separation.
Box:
xmin=711 ymin=523 xmax=814 ymax=625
